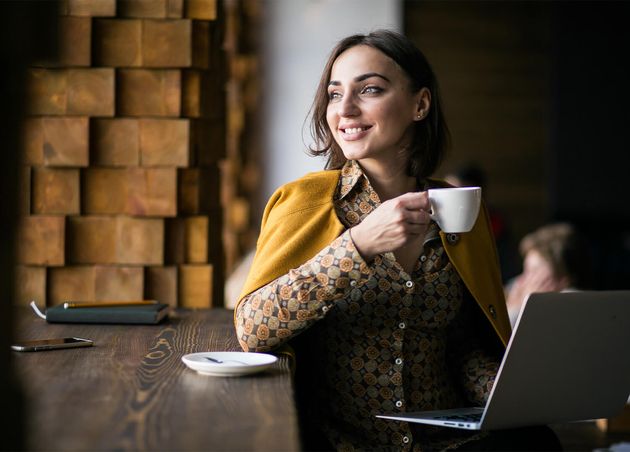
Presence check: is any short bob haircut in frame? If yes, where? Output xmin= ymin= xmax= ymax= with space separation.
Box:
xmin=308 ymin=29 xmax=449 ymax=180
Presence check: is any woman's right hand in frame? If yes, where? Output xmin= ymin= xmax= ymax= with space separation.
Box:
xmin=349 ymin=191 xmax=432 ymax=261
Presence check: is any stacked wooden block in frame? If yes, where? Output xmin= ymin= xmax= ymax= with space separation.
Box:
xmin=17 ymin=0 xmax=225 ymax=309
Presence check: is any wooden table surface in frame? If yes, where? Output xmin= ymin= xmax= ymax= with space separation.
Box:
xmin=12 ymin=308 xmax=300 ymax=451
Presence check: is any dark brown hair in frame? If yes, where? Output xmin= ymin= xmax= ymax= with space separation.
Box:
xmin=308 ymin=29 xmax=449 ymax=179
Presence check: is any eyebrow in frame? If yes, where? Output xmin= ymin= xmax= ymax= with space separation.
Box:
xmin=328 ymin=72 xmax=391 ymax=87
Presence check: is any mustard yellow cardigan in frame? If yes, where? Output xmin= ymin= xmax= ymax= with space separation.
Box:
xmin=237 ymin=170 xmax=512 ymax=346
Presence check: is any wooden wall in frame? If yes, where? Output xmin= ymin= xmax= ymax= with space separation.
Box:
xmin=405 ymin=2 xmax=551 ymax=249
xmin=15 ymin=0 xmax=241 ymax=309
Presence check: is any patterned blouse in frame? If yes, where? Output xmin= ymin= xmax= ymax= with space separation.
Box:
xmin=236 ymin=160 xmax=500 ymax=451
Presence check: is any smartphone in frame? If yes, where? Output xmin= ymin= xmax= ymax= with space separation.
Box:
xmin=11 ymin=337 xmax=93 ymax=352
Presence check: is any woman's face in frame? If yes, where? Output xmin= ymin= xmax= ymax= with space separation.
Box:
xmin=326 ymin=45 xmax=423 ymax=166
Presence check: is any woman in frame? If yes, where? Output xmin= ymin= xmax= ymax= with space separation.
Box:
xmin=235 ymin=30 xmax=550 ymax=451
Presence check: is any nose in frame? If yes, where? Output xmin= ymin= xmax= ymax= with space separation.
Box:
xmin=339 ymin=92 xmax=360 ymax=117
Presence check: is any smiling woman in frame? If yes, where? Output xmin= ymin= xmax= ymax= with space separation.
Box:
xmin=234 ymin=30 xmax=559 ymax=451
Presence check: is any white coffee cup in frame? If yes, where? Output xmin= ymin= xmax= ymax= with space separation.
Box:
xmin=428 ymin=187 xmax=482 ymax=233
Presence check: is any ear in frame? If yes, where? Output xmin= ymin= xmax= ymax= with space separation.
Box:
xmin=413 ymin=87 xmax=431 ymax=121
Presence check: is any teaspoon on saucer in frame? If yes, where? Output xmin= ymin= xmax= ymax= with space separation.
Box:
xmin=206 ymin=356 xmax=248 ymax=365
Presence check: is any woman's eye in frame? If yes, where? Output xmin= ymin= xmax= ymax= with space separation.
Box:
xmin=328 ymin=91 xmax=342 ymax=101
xmin=361 ymin=85 xmax=382 ymax=95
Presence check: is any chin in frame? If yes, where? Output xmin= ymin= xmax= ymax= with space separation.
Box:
xmin=339 ymin=145 xmax=371 ymax=161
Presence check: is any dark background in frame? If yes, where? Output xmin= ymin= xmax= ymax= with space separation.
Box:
xmin=1 ymin=1 xmax=58 ymax=448
xmin=406 ymin=0 xmax=630 ymax=289
xmin=551 ymin=1 xmax=630 ymax=289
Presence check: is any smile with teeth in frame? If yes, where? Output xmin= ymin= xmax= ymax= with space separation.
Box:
xmin=342 ymin=126 xmax=371 ymax=134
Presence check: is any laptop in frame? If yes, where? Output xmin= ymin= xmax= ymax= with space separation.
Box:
xmin=376 ymin=291 xmax=630 ymax=430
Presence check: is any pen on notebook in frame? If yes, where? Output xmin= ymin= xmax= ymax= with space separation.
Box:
xmin=63 ymin=300 xmax=159 ymax=309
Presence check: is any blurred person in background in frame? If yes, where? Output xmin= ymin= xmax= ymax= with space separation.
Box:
xmin=505 ymin=222 xmax=592 ymax=327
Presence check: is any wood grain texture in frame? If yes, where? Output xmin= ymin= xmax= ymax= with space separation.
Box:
xmin=47 ymin=265 xmax=95 ymax=305
xmin=178 ymin=264 xmax=212 ymax=308
xmin=145 ymin=266 xmax=178 ymax=307
xmin=15 ymin=265 xmax=46 ymax=306
xmin=67 ymin=68 xmax=115 ymax=116
xmin=83 ymin=167 xmax=177 ymax=216
xmin=182 ymin=70 xmax=225 ymax=119
xmin=165 ymin=216 xmax=209 ymax=264
xmin=139 ymin=118 xmax=190 ymax=167
xmin=13 ymin=309 xmax=299 ymax=451
xmin=24 ymin=117 xmax=89 ymax=167
xmin=20 ymin=166 xmax=31 ymax=215
xmin=48 ymin=265 xmax=144 ymax=305
xmin=117 ymin=69 xmax=181 ymax=117
xmin=177 ymin=167 xmax=220 ymax=214
xmin=42 ymin=116 xmax=90 ymax=166
xmin=127 ymin=167 xmax=178 ymax=216
xmin=16 ymin=215 xmax=65 ymax=266
xmin=93 ymin=19 xmax=142 ymax=67
xmin=142 ymin=19 xmax=192 ymax=67
xmin=91 ymin=118 xmax=140 ymax=166
xmin=67 ymin=216 xmax=164 ymax=265
xmin=191 ymin=20 xmax=210 ymax=69
xmin=23 ymin=118 xmax=43 ymax=165
xmin=62 ymin=0 xmax=116 ymax=17
xmin=94 ymin=266 xmax=144 ymax=301
xmin=81 ymin=168 xmax=128 ymax=214
xmin=31 ymin=167 xmax=80 ymax=215
xmin=26 ymin=68 xmax=67 ymax=115
xmin=185 ymin=0 xmax=217 ymax=20
xmin=58 ymin=16 xmax=92 ymax=66
xmin=117 ymin=0 xmax=182 ymax=18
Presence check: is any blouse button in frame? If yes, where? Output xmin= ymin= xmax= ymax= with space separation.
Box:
xmin=402 ymin=436 xmax=410 ymax=444
xmin=395 ymin=358 xmax=403 ymax=365
xmin=446 ymin=233 xmax=460 ymax=245
xmin=405 ymin=281 xmax=414 ymax=288
xmin=322 ymin=305 xmax=329 ymax=313
xmin=395 ymin=400 xmax=403 ymax=408
xmin=420 ymin=255 xmax=427 ymax=262
xmin=350 ymin=280 xmax=357 ymax=287
xmin=398 ymin=322 xmax=406 ymax=329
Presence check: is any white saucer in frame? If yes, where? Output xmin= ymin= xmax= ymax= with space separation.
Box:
xmin=182 ymin=351 xmax=278 ymax=377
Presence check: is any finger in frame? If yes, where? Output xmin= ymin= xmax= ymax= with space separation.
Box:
xmin=394 ymin=192 xmax=430 ymax=211
xmin=404 ymin=209 xmax=432 ymax=225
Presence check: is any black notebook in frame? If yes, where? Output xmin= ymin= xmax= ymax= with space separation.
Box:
xmin=46 ymin=303 xmax=170 ymax=325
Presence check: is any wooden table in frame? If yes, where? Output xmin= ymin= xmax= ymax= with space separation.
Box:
xmin=12 ymin=308 xmax=300 ymax=451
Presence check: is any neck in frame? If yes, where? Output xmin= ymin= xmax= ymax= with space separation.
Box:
xmin=358 ymin=159 xmax=417 ymax=201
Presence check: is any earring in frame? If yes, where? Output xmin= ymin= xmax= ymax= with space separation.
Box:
xmin=416 ymin=111 xmax=423 ymax=119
